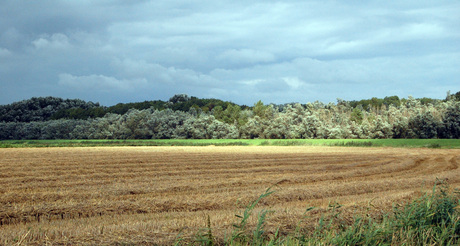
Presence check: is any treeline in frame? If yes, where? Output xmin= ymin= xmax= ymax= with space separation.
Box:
xmin=0 ymin=92 xmax=459 ymax=140
xmin=0 ymin=94 xmax=243 ymax=122
xmin=0 ymin=97 xmax=102 ymax=122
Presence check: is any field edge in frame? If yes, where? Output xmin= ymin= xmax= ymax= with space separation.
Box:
xmin=0 ymin=139 xmax=459 ymax=148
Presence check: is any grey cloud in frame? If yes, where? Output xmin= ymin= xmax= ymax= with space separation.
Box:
xmin=0 ymin=0 xmax=459 ymax=105
xmin=0 ymin=47 xmax=11 ymax=57
xmin=255 ymin=79 xmax=289 ymax=94
xmin=32 ymin=33 xmax=71 ymax=50
xmin=217 ymin=49 xmax=275 ymax=66
xmin=110 ymin=59 xmax=221 ymax=89
xmin=58 ymin=73 xmax=148 ymax=92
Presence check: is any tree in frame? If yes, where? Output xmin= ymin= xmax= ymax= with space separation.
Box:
xmin=240 ymin=116 xmax=268 ymax=139
xmin=169 ymin=94 xmax=191 ymax=104
xmin=371 ymin=116 xmax=393 ymax=139
xmin=350 ymin=108 xmax=364 ymax=124
xmin=184 ymin=115 xmax=238 ymax=139
xmin=383 ymin=96 xmax=401 ymax=107
xmin=440 ymin=102 xmax=460 ymax=138
xmin=212 ymin=106 xmax=224 ymax=121
xmin=0 ymin=97 xmax=102 ymax=122
xmin=40 ymin=120 xmax=86 ymax=139
xmin=455 ymin=91 xmax=460 ymax=101
xmin=253 ymin=100 xmax=267 ymax=118
xmin=146 ymin=109 xmax=190 ymax=139
xmin=408 ymin=111 xmax=441 ymax=139
xmin=121 ymin=109 xmax=153 ymax=139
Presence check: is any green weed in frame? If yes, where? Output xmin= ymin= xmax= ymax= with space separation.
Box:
xmin=181 ymin=179 xmax=460 ymax=245
xmin=425 ymin=143 xmax=442 ymax=148
xmin=328 ymin=141 xmax=374 ymax=147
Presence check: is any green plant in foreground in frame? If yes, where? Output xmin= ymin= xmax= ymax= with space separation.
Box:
xmin=184 ymin=180 xmax=460 ymax=245
xmin=191 ymin=188 xmax=276 ymax=246
xmin=389 ymin=179 xmax=460 ymax=245
xmin=318 ymin=179 xmax=460 ymax=246
xmin=195 ymin=215 xmax=215 ymax=246
xmin=230 ymin=187 xmax=275 ymax=245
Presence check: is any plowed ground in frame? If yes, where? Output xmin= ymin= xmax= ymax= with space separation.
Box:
xmin=0 ymin=146 xmax=459 ymax=245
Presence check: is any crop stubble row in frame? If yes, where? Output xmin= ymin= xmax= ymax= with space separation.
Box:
xmin=0 ymin=146 xmax=459 ymax=244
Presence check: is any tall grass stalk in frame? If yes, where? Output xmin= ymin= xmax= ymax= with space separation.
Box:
xmin=193 ymin=215 xmax=215 ymax=246
xmin=230 ymin=187 xmax=275 ymax=245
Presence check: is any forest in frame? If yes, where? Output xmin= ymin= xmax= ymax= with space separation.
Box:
xmin=0 ymin=92 xmax=459 ymax=140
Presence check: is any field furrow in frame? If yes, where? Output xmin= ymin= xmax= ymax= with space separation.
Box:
xmin=0 ymin=146 xmax=459 ymax=245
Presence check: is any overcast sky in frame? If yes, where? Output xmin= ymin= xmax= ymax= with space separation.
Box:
xmin=1 ymin=1 xmax=459 ymax=106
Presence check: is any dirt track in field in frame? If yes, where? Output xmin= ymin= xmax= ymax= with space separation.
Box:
xmin=0 ymin=146 xmax=459 ymax=245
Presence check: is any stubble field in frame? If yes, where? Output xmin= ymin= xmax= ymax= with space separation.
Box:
xmin=0 ymin=146 xmax=459 ymax=245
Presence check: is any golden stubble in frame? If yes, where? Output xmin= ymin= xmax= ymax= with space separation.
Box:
xmin=0 ymin=146 xmax=459 ymax=245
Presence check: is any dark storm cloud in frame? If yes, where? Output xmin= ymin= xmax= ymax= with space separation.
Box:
xmin=1 ymin=0 xmax=459 ymax=105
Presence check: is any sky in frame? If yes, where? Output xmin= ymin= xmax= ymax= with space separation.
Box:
xmin=1 ymin=1 xmax=459 ymax=106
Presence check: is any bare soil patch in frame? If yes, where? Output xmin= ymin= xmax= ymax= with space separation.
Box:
xmin=0 ymin=146 xmax=459 ymax=245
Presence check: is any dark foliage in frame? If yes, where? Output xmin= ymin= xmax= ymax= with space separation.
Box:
xmin=0 ymin=97 xmax=100 ymax=122
xmin=1 ymin=92 xmax=459 ymax=140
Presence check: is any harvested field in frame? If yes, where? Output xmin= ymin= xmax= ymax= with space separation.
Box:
xmin=0 ymin=146 xmax=459 ymax=245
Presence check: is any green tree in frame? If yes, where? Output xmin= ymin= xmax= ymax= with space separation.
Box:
xmin=408 ymin=111 xmax=441 ymax=139
xmin=350 ymin=108 xmax=364 ymax=124
xmin=440 ymin=102 xmax=460 ymax=138
xmin=212 ymin=106 xmax=224 ymax=121
xmin=383 ymin=96 xmax=401 ymax=107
